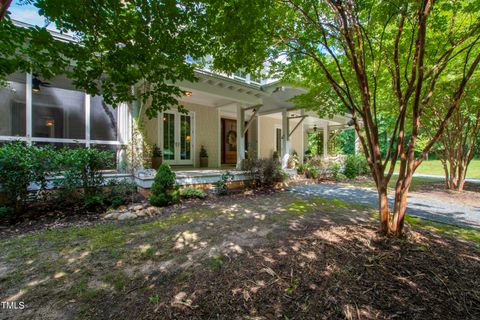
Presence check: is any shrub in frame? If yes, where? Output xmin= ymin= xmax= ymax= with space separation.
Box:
xmin=245 ymin=158 xmax=287 ymax=188
xmin=181 ymin=187 xmax=207 ymax=199
xmin=329 ymin=162 xmax=342 ymax=179
xmin=214 ymin=171 xmax=234 ymax=195
xmin=297 ymin=163 xmax=307 ymax=175
xmin=149 ymin=164 xmax=179 ymax=206
xmin=344 ymin=155 xmax=369 ymax=179
xmin=304 ymin=164 xmax=321 ymax=179
xmin=0 ymin=142 xmax=56 ymax=213
xmin=107 ymin=179 xmax=137 ymax=208
xmin=56 ymin=148 xmax=113 ymax=205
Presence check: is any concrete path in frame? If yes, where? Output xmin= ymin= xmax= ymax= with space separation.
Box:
xmin=289 ymin=184 xmax=480 ymax=229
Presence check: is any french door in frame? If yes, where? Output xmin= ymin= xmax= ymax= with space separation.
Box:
xmin=161 ymin=110 xmax=193 ymax=165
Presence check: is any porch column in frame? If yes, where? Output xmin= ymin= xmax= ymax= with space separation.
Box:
xmin=281 ymin=109 xmax=290 ymax=168
xmin=323 ymin=124 xmax=328 ymax=158
xmin=354 ymin=129 xmax=360 ymax=154
xmin=236 ymin=104 xmax=245 ymax=169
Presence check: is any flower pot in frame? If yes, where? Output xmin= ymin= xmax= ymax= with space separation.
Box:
xmin=200 ymin=157 xmax=208 ymax=168
xmin=152 ymin=156 xmax=162 ymax=170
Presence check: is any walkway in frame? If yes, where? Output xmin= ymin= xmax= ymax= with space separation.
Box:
xmin=289 ymin=184 xmax=480 ymax=229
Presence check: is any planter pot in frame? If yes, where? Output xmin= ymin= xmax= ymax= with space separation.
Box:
xmin=200 ymin=157 xmax=208 ymax=168
xmin=152 ymin=157 xmax=162 ymax=170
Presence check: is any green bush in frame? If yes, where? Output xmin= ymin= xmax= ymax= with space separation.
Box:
xmin=304 ymin=164 xmax=321 ymax=179
xmin=245 ymin=159 xmax=287 ymax=188
xmin=344 ymin=155 xmax=369 ymax=179
xmin=0 ymin=142 xmax=56 ymax=213
xmin=181 ymin=188 xmax=207 ymax=199
xmin=214 ymin=171 xmax=234 ymax=195
xmin=329 ymin=162 xmax=342 ymax=179
xmin=107 ymin=179 xmax=137 ymax=208
xmin=150 ymin=164 xmax=179 ymax=206
xmin=297 ymin=163 xmax=307 ymax=175
xmin=56 ymin=148 xmax=113 ymax=205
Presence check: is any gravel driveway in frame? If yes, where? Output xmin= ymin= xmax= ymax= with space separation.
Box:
xmin=289 ymin=184 xmax=480 ymax=229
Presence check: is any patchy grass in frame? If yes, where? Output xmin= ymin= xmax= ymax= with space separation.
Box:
xmin=406 ymin=215 xmax=480 ymax=245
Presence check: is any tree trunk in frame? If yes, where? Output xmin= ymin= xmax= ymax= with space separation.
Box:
xmin=378 ymin=187 xmax=390 ymax=234
xmin=390 ymin=189 xmax=408 ymax=236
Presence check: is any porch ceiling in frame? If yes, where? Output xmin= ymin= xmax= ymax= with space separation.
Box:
xmin=176 ymin=70 xmax=265 ymax=106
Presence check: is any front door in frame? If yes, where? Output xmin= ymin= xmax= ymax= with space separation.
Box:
xmin=161 ymin=110 xmax=193 ymax=165
xmin=221 ymin=118 xmax=248 ymax=165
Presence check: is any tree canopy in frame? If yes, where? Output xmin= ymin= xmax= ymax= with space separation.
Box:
xmin=1 ymin=0 xmax=221 ymax=118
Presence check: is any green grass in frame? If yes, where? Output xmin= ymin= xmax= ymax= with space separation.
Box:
xmin=406 ymin=215 xmax=480 ymax=244
xmin=344 ymin=176 xmax=439 ymax=191
xmin=396 ymin=159 xmax=480 ymax=178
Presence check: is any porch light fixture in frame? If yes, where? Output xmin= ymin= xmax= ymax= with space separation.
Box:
xmin=184 ymin=91 xmax=192 ymax=97
xmin=32 ymin=76 xmax=41 ymax=93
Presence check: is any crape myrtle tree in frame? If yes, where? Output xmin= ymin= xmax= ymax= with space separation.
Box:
xmin=206 ymin=0 xmax=480 ymax=235
xmin=424 ymin=76 xmax=480 ymax=191
xmin=0 ymin=0 xmax=216 ymax=118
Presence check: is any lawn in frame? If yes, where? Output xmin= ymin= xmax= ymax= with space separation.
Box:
xmin=1 ymin=191 xmax=479 ymax=319
xmin=397 ymin=159 xmax=480 ymax=178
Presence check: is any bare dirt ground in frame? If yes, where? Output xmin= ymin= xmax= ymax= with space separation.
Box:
xmin=1 ymin=190 xmax=479 ymax=319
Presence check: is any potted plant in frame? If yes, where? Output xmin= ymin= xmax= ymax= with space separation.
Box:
xmin=200 ymin=145 xmax=208 ymax=168
xmin=151 ymin=144 xmax=162 ymax=169
xmin=288 ymin=151 xmax=300 ymax=168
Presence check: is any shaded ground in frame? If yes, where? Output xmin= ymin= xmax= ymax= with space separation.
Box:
xmin=1 ymin=191 xmax=479 ymax=319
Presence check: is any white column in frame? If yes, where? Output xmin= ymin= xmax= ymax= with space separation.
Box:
xmin=85 ymin=94 xmax=91 ymax=147
xmin=26 ymin=72 xmax=32 ymax=146
xmin=281 ymin=109 xmax=290 ymax=168
xmin=323 ymin=124 xmax=328 ymax=158
xmin=354 ymin=129 xmax=360 ymax=154
xmin=236 ymin=104 xmax=245 ymax=169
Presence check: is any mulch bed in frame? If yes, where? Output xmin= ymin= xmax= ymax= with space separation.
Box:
xmin=0 ymin=188 xmax=280 ymax=240
xmin=104 ymin=224 xmax=480 ymax=320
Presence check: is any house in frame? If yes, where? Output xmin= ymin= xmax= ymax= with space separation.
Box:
xmin=0 ymin=20 xmax=355 ymax=187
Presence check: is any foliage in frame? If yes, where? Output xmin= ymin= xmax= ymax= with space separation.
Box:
xmin=0 ymin=0 xmax=226 ymax=118
xmin=0 ymin=142 xmax=56 ymax=213
xmin=302 ymin=163 xmax=320 ymax=179
xmin=245 ymin=158 xmax=287 ymax=188
xmin=106 ymin=179 xmax=137 ymax=208
xmin=329 ymin=162 xmax=342 ymax=180
xmin=214 ymin=171 xmax=234 ymax=195
xmin=181 ymin=187 xmax=207 ymax=199
xmin=152 ymin=144 xmax=162 ymax=158
xmin=56 ymin=148 xmax=113 ymax=206
xmin=200 ymin=145 xmax=208 ymax=158
xmin=336 ymin=130 xmax=356 ymax=155
xmin=149 ymin=164 xmax=179 ymax=206
xmin=344 ymin=155 xmax=369 ymax=179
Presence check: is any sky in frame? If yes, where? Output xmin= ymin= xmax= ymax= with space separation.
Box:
xmin=9 ymin=0 xmax=48 ymax=27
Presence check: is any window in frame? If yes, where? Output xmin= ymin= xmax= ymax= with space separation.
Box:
xmin=0 ymin=81 xmax=26 ymax=136
xmin=90 ymin=96 xmax=118 ymax=141
xmin=32 ymin=86 xmax=85 ymax=139
xmin=275 ymin=127 xmax=282 ymax=155
xmin=0 ymin=73 xmax=130 ymax=170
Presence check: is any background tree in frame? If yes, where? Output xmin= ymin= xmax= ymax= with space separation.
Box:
xmin=424 ymin=78 xmax=480 ymax=191
xmin=207 ymin=0 xmax=480 ymax=235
